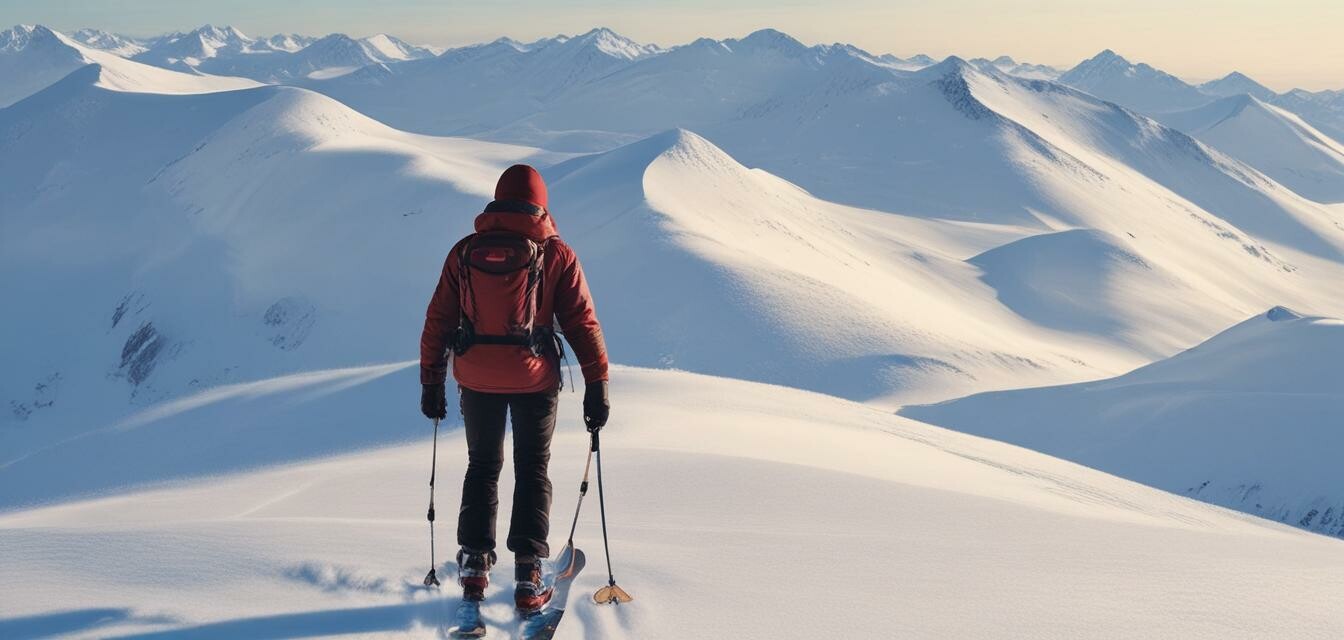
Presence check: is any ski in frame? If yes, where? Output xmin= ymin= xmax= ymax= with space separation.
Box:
xmin=520 ymin=545 xmax=586 ymax=640
xmin=448 ymin=599 xmax=487 ymax=638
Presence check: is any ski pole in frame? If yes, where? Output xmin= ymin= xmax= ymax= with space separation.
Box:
xmin=591 ymin=429 xmax=633 ymax=604
xmin=423 ymin=417 xmax=441 ymax=588
xmin=563 ymin=441 xmax=595 ymax=547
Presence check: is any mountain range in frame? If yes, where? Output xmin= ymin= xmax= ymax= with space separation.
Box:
xmin=3 ymin=22 xmax=1344 ymax=637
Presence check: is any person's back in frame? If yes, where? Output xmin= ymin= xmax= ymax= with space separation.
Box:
xmin=419 ymin=164 xmax=610 ymax=623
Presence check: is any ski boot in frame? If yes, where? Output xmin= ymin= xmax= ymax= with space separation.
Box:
xmin=449 ymin=548 xmax=496 ymax=638
xmin=514 ymin=557 xmax=554 ymax=616
xmin=457 ymin=548 xmax=497 ymax=601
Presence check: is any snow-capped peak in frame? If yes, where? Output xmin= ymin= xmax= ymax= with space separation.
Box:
xmin=69 ymin=28 xmax=148 ymax=57
xmin=734 ymin=28 xmax=809 ymax=55
xmin=1 ymin=24 xmax=64 ymax=52
xmin=1059 ymin=48 xmax=1211 ymax=112
xmin=566 ymin=27 xmax=658 ymax=60
xmin=259 ymin=33 xmax=316 ymax=53
xmin=358 ymin=33 xmax=437 ymax=61
xmin=1199 ymin=70 xmax=1277 ymax=101
xmin=194 ymin=24 xmax=251 ymax=43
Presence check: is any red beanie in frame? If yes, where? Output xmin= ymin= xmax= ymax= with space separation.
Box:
xmin=494 ymin=164 xmax=548 ymax=210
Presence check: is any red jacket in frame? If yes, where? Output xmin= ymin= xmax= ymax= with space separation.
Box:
xmin=420 ymin=165 xmax=608 ymax=393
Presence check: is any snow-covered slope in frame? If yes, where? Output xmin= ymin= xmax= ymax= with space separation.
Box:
xmin=10 ymin=44 xmax=1344 ymax=419
xmin=0 ymin=24 xmax=90 ymax=106
xmin=1158 ymin=94 xmax=1344 ymax=203
xmin=1057 ymin=50 xmax=1344 ymax=148
xmin=1273 ymin=88 xmax=1344 ymax=146
xmin=309 ymin=33 xmax=1344 ymax=263
xmin=0 ymin=24 xmax=257 ymax=106
xmin=540 ymin=128 xmax=1133 ymax=404
xmin=0 ymin=71 xmax=563 ymax=455
xmin=903 ymin=307 xmax=1344 ymax=537
xmin=1058 ymin=49 xmax=1212 ymax=113
xmin=3 ymin=366 xmax=1342 ymax=638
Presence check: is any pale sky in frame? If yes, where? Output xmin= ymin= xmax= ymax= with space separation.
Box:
xmin=5 ymin=0 xmax=1341 ymax=91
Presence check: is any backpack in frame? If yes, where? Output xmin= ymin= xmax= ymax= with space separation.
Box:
xmin=451 ymin=231 xmax=557 ymax=359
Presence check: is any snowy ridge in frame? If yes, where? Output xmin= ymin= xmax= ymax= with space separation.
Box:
xmin=0 ymin=73 xmax=564 ymax=461
xmin=0 ymin=24 xmax=256 ymax=106
xmin=69 ymin=28 xmax=147 ymax=57
xmin=1158 ymin=94 xmax=1344 ymax=203
xmin=904 ymin=306 xmax=1344 ymax=537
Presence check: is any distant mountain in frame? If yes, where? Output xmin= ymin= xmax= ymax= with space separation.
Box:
xmin=359 ymin=33 xmax=439 ymax=61
xmin=308 ymin=30 xmax=1344 ymax=268
xmin=1058 ymin=49 xmax=1212 ymax=113
xmin=1056 ymin=51 xmax=1344 ymax=148
xmin=1158 ymin=94 xmax=1344 ymax=202
xmin=128 ymin=25 xmax=438 ymax=82
xmin=904 ymin=307 xmax=1344 ymax=538
xmin=0 ymin=24 xmax=89 ymax=106
xmin=0 ymin=24 xmax=254 ymax=107
xmin=1199 ymin=71 xmax=1276 ymax=101
xmin=133 ymin=24 xmax=255 ymax=68
xmin=260 ymin=33 xmax=317 ymax=53
xmin=69 ymin=27 xmax=147 ymax=57
xmin=1272 ymin=88 xmax=1344 ymax=146
xmin=970 ymin=55 xmax=1061 ymax=80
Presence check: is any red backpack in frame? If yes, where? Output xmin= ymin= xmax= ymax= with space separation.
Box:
xmin=451 ymin=231 xmax=558 ymax=359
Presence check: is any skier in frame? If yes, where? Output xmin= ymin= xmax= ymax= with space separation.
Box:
xmin=419 ymin=164 xmax=610 ymax=616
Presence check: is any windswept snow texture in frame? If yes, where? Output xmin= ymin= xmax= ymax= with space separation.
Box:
xmin=2 ymin=367 xmax=1342 ymax=639
xmin=904 ymin=307 xmax=1344 ymax=538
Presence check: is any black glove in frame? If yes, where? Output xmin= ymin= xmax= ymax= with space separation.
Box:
xmin=583 ymin=381 xmax=609 ymax=432
xmin=421 ymin=383 xmax=447 ymax=420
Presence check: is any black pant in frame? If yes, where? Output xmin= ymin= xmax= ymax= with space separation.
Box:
xmin=457 ymin=386 xmax=559 ymax=560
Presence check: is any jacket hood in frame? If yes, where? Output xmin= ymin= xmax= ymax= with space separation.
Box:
xmin=475 ymin=164 xmax=557 ymax=241
xmin=474 ymin=209 xmax=558 ymax=241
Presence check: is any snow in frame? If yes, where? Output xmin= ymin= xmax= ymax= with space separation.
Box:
xmin=360 ymin=34 xmax=438 ymax=62
xmin=0 ymin=25 xmax=256 ymax=106
xmin=1157 ymin=94 xmax=1344 ymax=203
xmin=69 ymin=28 xmax=147 ymax=57
xmin=970 ymin=55 xmax=1061 ymax=80
xmin=7 ymin=22 xmax=1344 ymax=637
xmin=903 ymin=307 xmax=1344 ymax=537
xmin=3 ymin=366 xmax=1343 ymax=639
xmin=1199 ymin=71 xmax=1277 ymax=101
